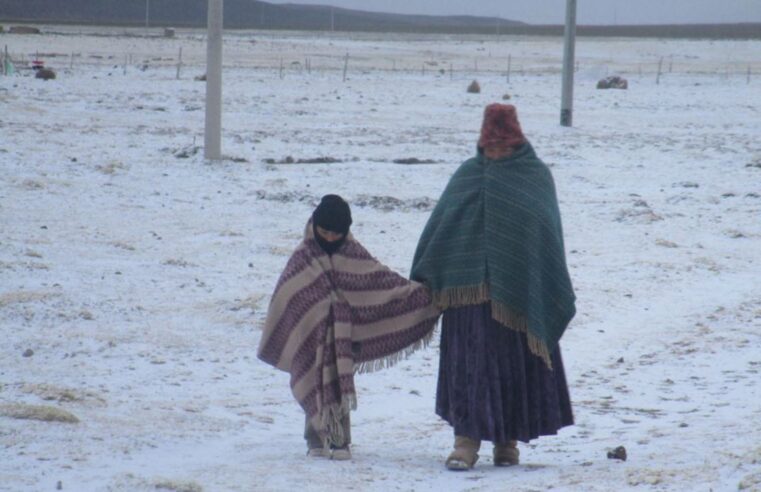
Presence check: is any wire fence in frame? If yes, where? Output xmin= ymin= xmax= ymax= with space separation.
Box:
xmin=2 ymin=29 xmax=759 ymax=84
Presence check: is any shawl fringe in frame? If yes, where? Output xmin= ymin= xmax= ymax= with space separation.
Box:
xmin=433 ymin=284 xmax=553 ymax=369
xmin=320 ymin=394 xmax=357 ymax=448
xmin=432 ymin=284 xmax=490 ymax=308
xmin=354 ymin=325 xmax=437 ymax=374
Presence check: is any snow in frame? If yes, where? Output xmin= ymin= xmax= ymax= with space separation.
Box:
xmin=1 ymin=25 xmax=760 ymax=491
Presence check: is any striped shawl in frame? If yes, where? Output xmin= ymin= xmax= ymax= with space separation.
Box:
xmin=258 ymin=221 xmax=440 ymax=445
xmin=411 ymin=142 xmax=576 ymax=368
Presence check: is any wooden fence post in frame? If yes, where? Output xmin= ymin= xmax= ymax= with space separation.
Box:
xmin=176 ymin=47 xmax=183 ymax=79
xmin=656 ymin=56 xmax=663 ymax=85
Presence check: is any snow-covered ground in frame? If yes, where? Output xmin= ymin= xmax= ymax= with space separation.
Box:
xmin=1 ymin=26 xmax=760 ymax=491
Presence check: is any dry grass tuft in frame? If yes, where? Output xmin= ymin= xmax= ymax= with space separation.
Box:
xmin=155 ymin=479 xmax=204 ymax=492
xmin=0 ymin=403 xmax=80 ymax=423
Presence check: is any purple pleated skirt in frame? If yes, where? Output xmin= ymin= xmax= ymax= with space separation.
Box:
xmin=436 ymin=303 xmax=574 ymax=443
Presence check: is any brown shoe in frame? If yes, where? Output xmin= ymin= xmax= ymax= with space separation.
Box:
xmin=445 ymin=435 xmax=481 ymax=471
xmin=493 ymin=440 xmax=519 ymax=466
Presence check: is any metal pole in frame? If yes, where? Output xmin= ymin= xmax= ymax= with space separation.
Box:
xmin=205 ymin=0 xmax=223 ymax=160
xmin=560 ymin=0 xmax=577 ymax=127
xmin=145 ymin=0 xmax=150 ymax=28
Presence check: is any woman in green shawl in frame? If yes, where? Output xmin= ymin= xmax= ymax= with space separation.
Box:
xmin=411 ymin=104 xmax=576 ymax=470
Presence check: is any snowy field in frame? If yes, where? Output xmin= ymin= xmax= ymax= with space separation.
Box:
xmin=1 ymin=26 xmax=760 ymax=491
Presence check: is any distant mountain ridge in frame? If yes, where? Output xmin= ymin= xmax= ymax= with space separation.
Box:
xmin=0 ymin=0 xmax=525 ymax=33
xmin=1 ymin=0 xmax=759 ymax=38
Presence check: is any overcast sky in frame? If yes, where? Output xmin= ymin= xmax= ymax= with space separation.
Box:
xmin=271 ymin=0 xmax=761 ymax=25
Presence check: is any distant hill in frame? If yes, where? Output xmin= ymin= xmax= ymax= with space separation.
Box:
xmin=1 ymin=0 xmax=759 ymax=38
xmin=0 ymin=0 xmax=525 ymax=33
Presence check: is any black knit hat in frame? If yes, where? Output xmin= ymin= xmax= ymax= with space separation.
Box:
xmin=312 ymin=194 xmax=352 ymax=235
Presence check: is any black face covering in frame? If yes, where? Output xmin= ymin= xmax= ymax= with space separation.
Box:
xmin=312 ymin=195 xmax=352 ymax=256
xmin=313 ymin=222 xmax=347 ymax=255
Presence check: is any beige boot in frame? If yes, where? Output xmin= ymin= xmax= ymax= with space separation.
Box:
xmin=330 ymin=446 xmax=352 ymax=461
xmin=445 ymin=435 xmax=481 ymax=471
xmin=493 ymin=440 xmax=519 ymax=466
xmin=307 ymin=447 xmax=329 ymax=458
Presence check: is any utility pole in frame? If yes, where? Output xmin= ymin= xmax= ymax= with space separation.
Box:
xmin=560 ymin=0 xmax=577 ymax=127
xmin=205 ymin=0 xmax=223 ymax=160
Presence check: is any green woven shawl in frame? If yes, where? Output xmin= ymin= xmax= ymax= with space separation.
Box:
xmin=411 ymin=143 xmax=576 ymax=367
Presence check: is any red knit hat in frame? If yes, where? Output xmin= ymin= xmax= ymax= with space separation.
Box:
xmin=477 ymin=103 xmax=527 ymax=149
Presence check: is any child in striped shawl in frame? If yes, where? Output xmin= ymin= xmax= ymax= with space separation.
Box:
xmin=258 ymin=195 xmax=440 ymax=461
